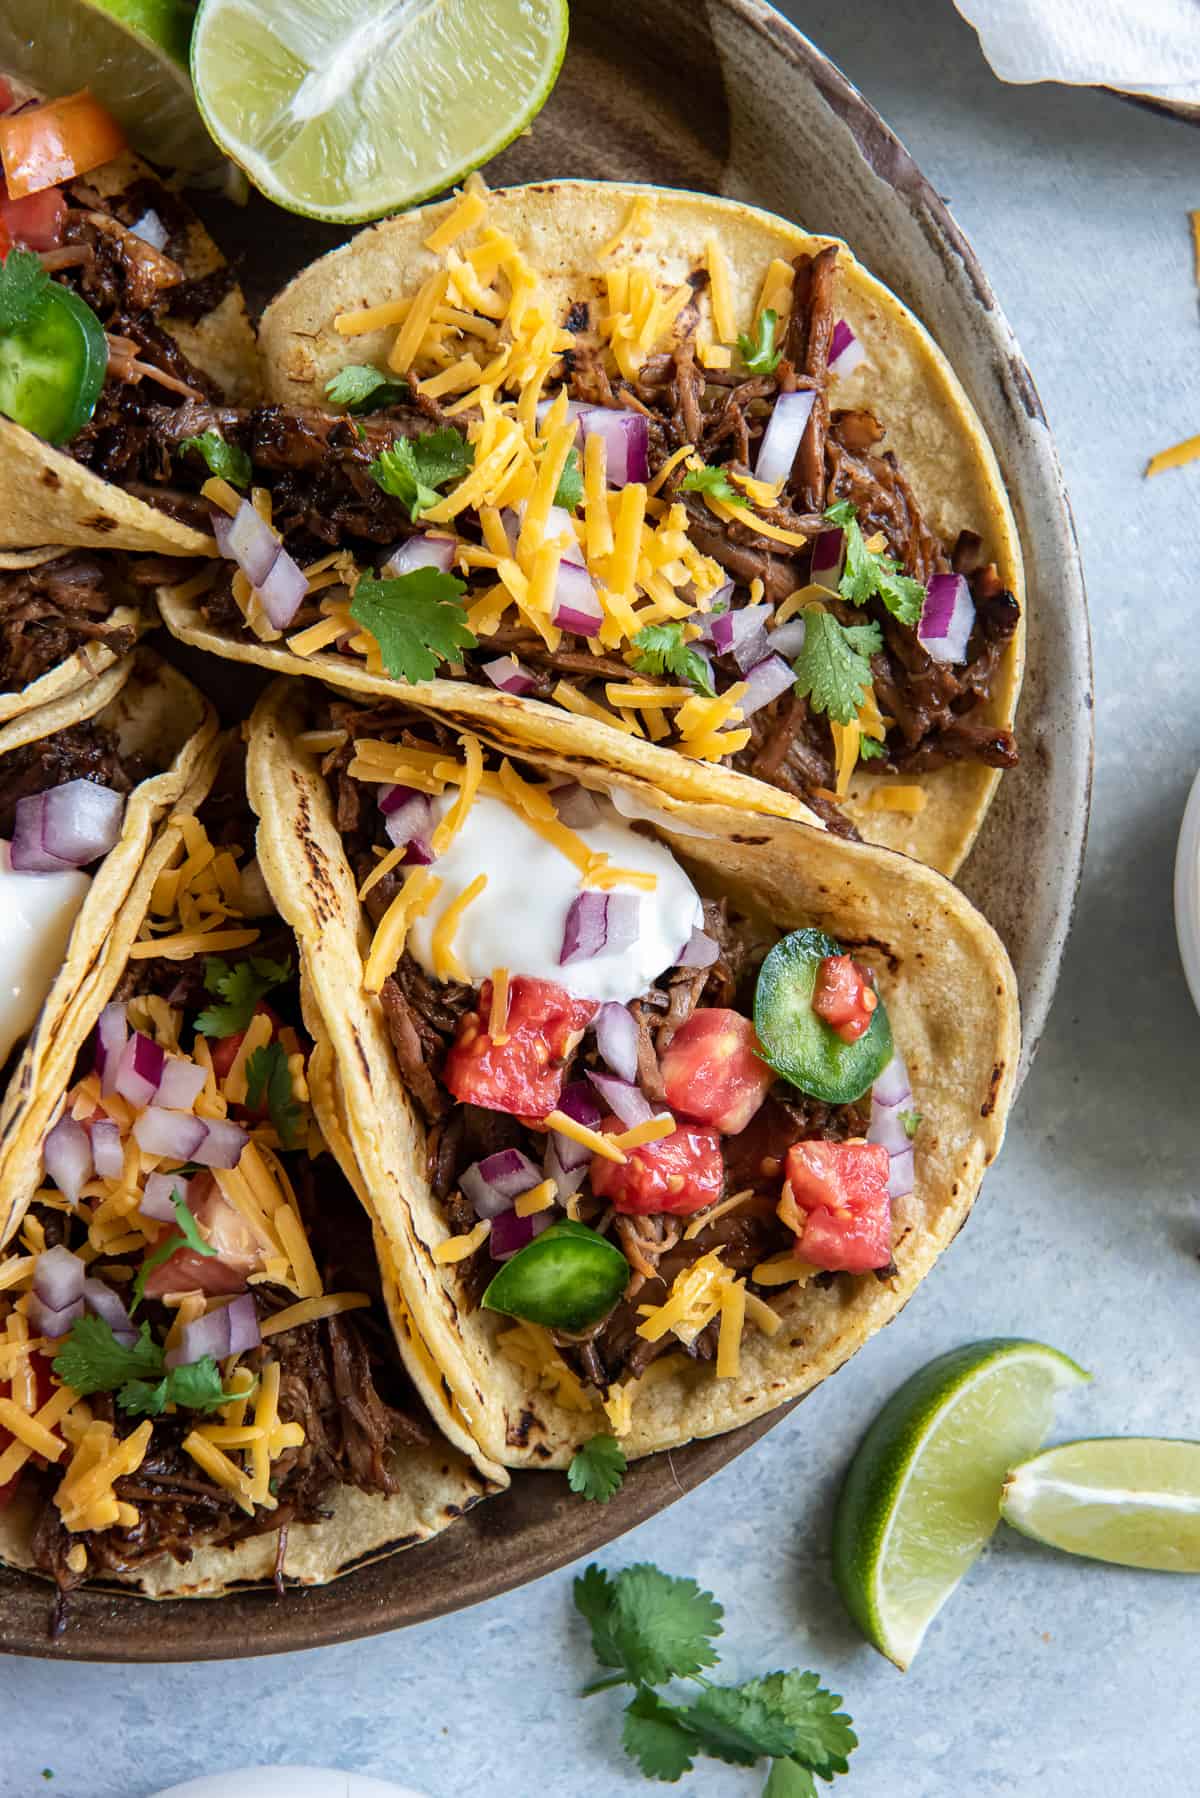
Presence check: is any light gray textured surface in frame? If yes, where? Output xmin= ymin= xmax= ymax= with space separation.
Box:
xmin=5 ymin=2 xmax=1199 ymax=1793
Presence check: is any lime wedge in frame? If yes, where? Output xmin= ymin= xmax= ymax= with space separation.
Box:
xmin=190 ymin=0 xmax=570 ymax=222
xmin=1002 ymin=1438 xmax=1200 ymax=1573
xmin=0 ymin=0 xmax=223 ymax=176
xmin=833 ymin=1338 xmax=1089 ymax=1669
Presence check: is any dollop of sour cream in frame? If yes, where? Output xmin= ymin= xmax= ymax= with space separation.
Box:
xmin=0 ymin=840 xmax=92 ymax=1065
xmin=406 ymin=792 xmax=704 ymax=1004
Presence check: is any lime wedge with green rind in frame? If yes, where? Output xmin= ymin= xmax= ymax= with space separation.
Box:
xmin=0 ymin=0 xmax=223 ymax=176
xmin=833 ymin=1338 xmax=1090 ymax=1669
xmin=190 ymin=0 xmax=569 ymax=222
xmin=1002 ymin=1437 xmax=1200 ymax=1573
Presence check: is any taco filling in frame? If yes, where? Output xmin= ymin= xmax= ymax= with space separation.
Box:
xmin=158 ymin=183 xmax=1019 ymax=838
xmin=0 ymin=554 xmax=151 ymax=697
xmin=0 ymin=755 xmax=468 ymax=1606
xmin=309 ymin=698 xmax=919 ymax=1430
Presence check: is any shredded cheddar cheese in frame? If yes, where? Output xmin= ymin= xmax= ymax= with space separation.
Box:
xmin=434 ymin=1219 xmax=491 ymax=1263
xmin=612 ymin=1114 xmax=676 ymax=1152
xmin=514 ymin=1180 xmax=557 ymax=1217
xmin=363 ymin=868 xmax=443 ymax=993
xmin=259 ymin=1293 xmax=371 ymax=1336
xmin=431 ymin=872 xmax=488 ymax=981
xmin=867 ymin=785 xmax=927 ymax=814
xmin=544 ymin=1112 xmax=627 ymax=1164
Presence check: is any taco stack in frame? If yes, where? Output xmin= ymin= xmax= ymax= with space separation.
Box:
xmin=0 ymin=545 xmax=160 ymax=725
xmin=0 ymin=730 xmax=499 ymax=1602
xmin=245 ymin=678 xmax=1019 ymax=1469
xmin=156 ymin=179 xmax=1023 ymax=876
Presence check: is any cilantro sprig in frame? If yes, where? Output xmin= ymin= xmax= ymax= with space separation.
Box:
xmin=554 ymin=445 xmax=584 ymax=511
xmin=857 ymin=735 xmax=886 ymax=762
xmin=195 ymin=954 xmax=292 ymax=1039
xmin=246 ymin=1040 xmax=304 ymax=1150
xmin=576 ymin=1562 xmax=857 ymax=1792
xmin=52 ymin=1314 xmax=248 ymax=1418
xmin=349 ymin=569 xmax=476 ymax=683
xmin=900 ymin=1109 xmax=923 ymax=1139
xmin=737 ymin=309 xmax=782 ymax=375
xmin=824 ymin=499 xmax=924 ymax=627
xmin=325 ymin=364 xmax=409 ymax=414
xmin=568 ymin=1434 xmax=628 ymax=1503
xmin=791 ymin=610 xmax=882 ymax=725
xmin=0 ymin=249 xmax=50 ymax=333
xmin=680 ymin=462 xmax=749 ymax=508
xmin=630 ymin=622 xmax=715 ymax=697
xmin=369 ymin=426 xmax=474 ymax=521
xmin=178 ymin=429 xmax=252 ymax=489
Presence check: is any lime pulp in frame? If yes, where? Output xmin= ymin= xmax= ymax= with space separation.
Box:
xmin=1002 ymin=1437 xmax=1200 ymax=1573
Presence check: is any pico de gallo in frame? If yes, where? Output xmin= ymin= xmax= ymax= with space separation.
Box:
xmin=313 ymin=696 xmax=923 ymax=1423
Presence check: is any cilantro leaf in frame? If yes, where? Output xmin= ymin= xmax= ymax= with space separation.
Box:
xmin=369 ymin=427 xmax=474 ymax=521
xmin=900 ymin=1108 xmax=923 ymax=1139
xmin=575 ymin=1564 xmax=626 ymax=1683
xmin=325 ymin=364 xmax=409 ymax=413
xmin=350 ymin=570 xmax=475 ymax=683
xmin=682 ymin=1684 xmax=798 ymax=1766
xmin=119 ymin=1355 xmax=250 ymax=1419
xmin=736 ymin=308 xmax=781 ymax=375
xmin=53 ymin=1317 xmax=162 ymax=1397
xmin=763 ymin=1762 xmax=818 ymax=1798
xmin=554 ymin=444 xmax=584 ymax=510
xmin=631 ymin=622 xmax=715 ymax=697
xmin=131 ymin=1189 xmax=218 ymax=1312
xmin=680 ymin=463 xmax=748 ymax=508
xmin=822 ymin=499 xmax=924 ymax=626
xmin=622 ymin=1690 xmax=696 ymax=1782
xmin=246 ymin=1040 xmax=304 ymax=1150
xmin=178 ymin=430 xmax=251 ymax=489
xmin=0 ymin=249 xmax=50 ymax=334
xmin=607 ymin=1564 xmax=723 ymax=1687
xmin=568 ymin=1434 xmax=628 ymax=1503
xmin=195 ymin=954 xmax=292 ymax=1039
xmin=791 ymin=610 xmax=882 ymax=725
xmin=857 ymin=735 xmax=887 ymax=762
xmin=748 ymin=1671 xmax=857 ymax=1779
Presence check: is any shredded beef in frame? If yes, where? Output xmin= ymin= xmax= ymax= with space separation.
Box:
xmin=0 ymin=721 xmax=137 ymax=838
xmin=0 ymin=555 xmax=140 ymax=692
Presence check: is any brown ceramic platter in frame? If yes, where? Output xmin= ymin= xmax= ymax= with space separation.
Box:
xmin=0 ymin=0 xmax=1091 ymax=1660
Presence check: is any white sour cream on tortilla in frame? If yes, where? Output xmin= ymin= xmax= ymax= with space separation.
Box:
xmin=406 ymin=793 xmax=703 ymax=1004
xmin=0 ymin=840 xmax=91 ymax=1064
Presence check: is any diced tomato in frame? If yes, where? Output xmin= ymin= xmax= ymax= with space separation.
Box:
xmin=783 ymin=1140 xmax=892 ymax=1273
xmin=443 ymin=977 xmax=598 ymax=1120
xmin=0 ymin=91 xmax=126 ymax=201
xmin=659 ymin=1008 xmax=774 ymax=1135
xmin=0 ymin=183 xmax=66 ymax=250
xmin=141 ymin=1175 xmax=262 ymax=1299
xmin=206 ymin=999 xmax=287 ymax=1103
xmin=590 ymin=1115 xmax=724 ymax=1216
xmin=0 ymin=1351 xmax=58 ymax=1508
xmin=0 ymin=80 xmax=14 ymax=116
xmin=812 ymin=955 xmax=879 ymax=1045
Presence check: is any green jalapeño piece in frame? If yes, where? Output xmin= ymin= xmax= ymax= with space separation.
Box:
xmin=0 ymin=281 xmax=108 ymax=445
xmin=482 ymin=1218 xmax=629 ymax=1331
xmin=754 ymin=927 xmax=893 ymax=1105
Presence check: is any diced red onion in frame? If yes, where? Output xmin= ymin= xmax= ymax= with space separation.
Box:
xmin=544 ymin=1136 xmax=588 ymax=1201
xmin=129 ymin=208 xmax=168 ymax=249
xmin=587 ymin=1071 xmax=653 ymax=1128
xmin=225 ymin=1292 xmax=261 ymax=1355
xmin=552 ymin=782 xmax=603 ymax=830
xmin=810 ymin=527 xmax=845 ymax=592
xmin=90 ymin=1118 xmax=124 ymax=1181
xmin=256 ymin=548 xmax=308 ymax=630
xmin=867 ymin=1103 xmax=912 ymax=1157
xmin=94 ymin=1002 xmax=128 ymax=1096
xmin=404 ymin=839 xmax=434 ymax=866
xmin=115 ymin=1031 xmax=165 ymax=1108
xmin=42 ymin=1114 xmax=92 ymax=1205
xmin=552 ymin=1080 xmax=604 ymax=1172
xmin=27 ymin=1295 xmax=84 ymax=1339
xmin=740 ymin=654 xmax=796 ymax=719
xmin=677 ymin=926 xmax=719 ymax=968
xmin=918 ymin=573 xmax=975 ymax=665
xmin=544 ymin=504 xmax=585 ymax=565
xmin=165 ymin=1292 xmax=261 ymax=1369
xmin=190 ymin=1118 xmax=249 ymax=1170
xmin=82 ymin=1278 xmax=137 ymax=1345
xmin=872 ymin=1051 xmax=911 ymax=1110
xmin=755 ymin=390 xmax=815 ymax=485
xmin=155 ymin=1057 xmax=208 ymax=1113
xmin=560 ymin=890 xmax=609 ymax=965
xmin=223 ymin=500 xmax=280 ymax=588
xmin=766 ymin=617 xmax=808 ymax=660
xmin=535 ymin=393 xmax=585 ymax=429
xmin=460 ymin=1149 xmax=543 ymax=1220
xmin=16 ymin=780 xmax=124 ymax=869
xmin=382 ymin=534 xmax=458 ymax=577
xmin=489 ymin=1208 xmax=552 ymax=1261
xmin=605 ymin=893 xmax=640 ymax=954
xmin=9 ymin=794 xmax=70 ymax=873
xmin=551 ymin=560 xmax=603 ymax=637
xmin=828 ymin=319 xmax=868 ymax=378
xmin=867 ymin=1050 xmax=915 ymax=1197
xmin=693 ymin=583 xmax=734 ymax=638
xmin=710 ymin=603 xmax=769 ymax=661
xmin=380 ymin=786 xmax=435 ymax=850
xmin=133 ymin=1108 xmax=207 ymax=1161
xmin=33 ymin=1245 xmax=85 ymax=1310
xmin=499 ymin=508 xmax=520 ymax=553
xmin=593 ymin=1001 xmax=638 ymax=1083
xmin=887 ymin=1147 xmax=915 ymax=1199
xmin=140 ymin=1171 xmax=193 ymax=1224
xmin=577 ymin=406 xmax=650 ymax=487
xmin=482 ymin=655 xmax=536 ymax=696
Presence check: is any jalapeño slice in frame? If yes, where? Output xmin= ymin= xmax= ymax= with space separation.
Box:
xmin=481 ymin=1218 xmax=628 ymax=1332
xmin=0 ymin=279 xmax=108 ymax=445
xmin=754 ymin=927 xmax=893 ymax=1105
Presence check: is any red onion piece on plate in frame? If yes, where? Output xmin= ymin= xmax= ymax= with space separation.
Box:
xmin=190 ymin=1117 xmax=249 ymax=1170
xmin=544 ymin=1136 xmax=588 ymax=1201
xmin=461 ymin=1148 xmax=543 ymax=1219
xmin=482 ymin=655 xmax=536 ymax=696
xmin=552 ymin=782 xmax=603 ymax=830
xmin=89 ymin=1117 xmax=124 ymax=1181
xmin=918 ymin=574 xmax=975 ymax=665
xmin=550 ymin=560 xmax=603 ymax=637
xmin=593 ymin=1001 xmax=638 ymax=1082
xmin=133 ymin=1107 xmax=207 ymax=1161
xmin=577 ymin=406 xmax=650 ymax=486
xmin=27 ymin=1294 xmax=84 ymax=1339
xmin=552 ymin=1080 xmax=603 ymax=1171
xmin=710 ymin=603 xmax=769 ymax=662
xmin=10 ymin=794 xmax=73 ymax=873
xmin=677 ymin=926 xmax=719 ymax=968
xmin=256 ymin=548 xmax=308 ymax=630
xmin=887 ymin=1146 xmax=915 ymax=1199
xmin=223 ymin=500 xmax=280 ymax=588
xmin=489 ymin=1208 xmax=552 ymax=1261
xmin=129 ymin=208 xmax=168 ymax=249
xmin=225 ymin=1292 xmax=262 ymax=1355
xmin=381 ymin=786 xmax=435 ymax=850
xmin=140 ymin=1171 xmax=193 ymax=1223
xmin=766 ymin=617 xmax=807 ymax=660
xmin=165 ymin=1305 xmax=229 ymax=1369
xmin=740 ymin=654 xmax=796 ymax=719
xmin=560 ymin=890 xmax=609 ymax=964
xmin=30 ymin=780 xmax=124 ymax=868
xmin=42 ymin=1114 xmax=92 ymax=1204
xmin=872 ymin=1051 xmax=911 ymax=1110
xmin=33 ymin=1244 xmax=85 ymax=1310
xmin=383 ymin=534 xmax=457 ymax=577
xmin=810 ymin=527 xmax=845 ymax=591
xmin=82 ymin=1278 xmax=137 ymax=1345
xmin=155 ymin=1057 xmax=208 ymax=1113
xmin=586 ymin=1071 xmax=653 ymax=1128
xmin=828 ymin=319 xmax=868 ymax=377
xmin=754 ymin=390 xmax=815 ymax=485
xmin=94 ymin=1002 xmax=127 ymax=1096
xmin=115 ymin=1031 xmax=165 ymax=1108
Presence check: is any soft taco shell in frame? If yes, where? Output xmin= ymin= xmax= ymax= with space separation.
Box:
xmin=246 ymin=677 xmax=1020 ymax=1471
xmin=209 ymin=178 xmax=1018 ymax=877
xmin=0 ymin=651 xmax=219 ymax=1243
xmin=0 ymin=147 xmax=259 ymax=555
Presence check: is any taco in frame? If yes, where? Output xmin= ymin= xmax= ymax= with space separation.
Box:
xmin=0 ymin=77 xmax=259 ymax=555
xmin=0 ymin=650 xmax=217 ymax=1103
xmin=157 ymin=179 xmax=1023 ymax=875
xmin=0 ymin=546 xmax=159 ymax=724
xmin=245 ymin=678 xmax=1019 ymax=1470
xmin=0 ymin=734 xmax=499 ymax=1603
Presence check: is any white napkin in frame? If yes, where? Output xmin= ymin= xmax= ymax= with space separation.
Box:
xmin=953 ymin=0 xmax=1200 ymax=103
